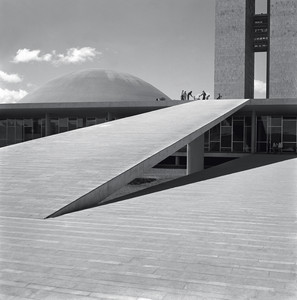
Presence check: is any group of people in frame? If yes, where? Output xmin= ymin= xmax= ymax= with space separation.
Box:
xmin=180 ymin=90 xmax=223 ymax=101
xmin=180 ymin=90 xmax=209 ymax=100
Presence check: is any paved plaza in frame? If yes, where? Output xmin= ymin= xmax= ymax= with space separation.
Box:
xmin=1 ymin=0 xmax=297 ymax=298
xmin=1 ymin=155 xmax=296 ymax=300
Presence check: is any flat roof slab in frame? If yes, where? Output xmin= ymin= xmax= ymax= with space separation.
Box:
xmin=0 ymin=100 xmax=177 ymax=118
xmin=0 ymin=99 xmax=248 ymax=218
xmin=241 ymin=98 xmax=297 ymax=114
xmin=1 ymin=155 xmax=296 ymax=299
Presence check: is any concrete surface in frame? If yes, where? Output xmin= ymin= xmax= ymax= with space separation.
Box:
xmin=0 ymin=99 xmax=248 ymax=218
xmin=214 ymin=0 xmax=255 ymax=99
xmin=0 ymin=154 xmax=296 ymax=299
xmin=270 ymin=0 xmax=297 ymax=99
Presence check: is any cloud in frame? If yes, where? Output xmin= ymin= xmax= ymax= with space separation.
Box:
xmin=0 ymin=87 xmax=28 ymax=103
xmin=254 ymin=79 xmax=266 ymax=95
xmin=55 ymin=47 xmax=101 ymax=64
xmin=27 ymin=82 xmax=38 ymax=89
xmin=12 ymin=47 xmax=101 ymax=65
xmin=12 ymin=48 xmax=52 ymax=63
xmin=0 ymin=70 xmax=22 ymax=83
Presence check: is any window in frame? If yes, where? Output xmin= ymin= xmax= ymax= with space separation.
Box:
xmin=33 ymin=119 xmax=42 ymax=139
xmin=59 ymin=118 xmax=68 ymax=133
xmin=205 ymin=115 xmax=252 ymax=153
xmin=7 ymin=119 xmax=16 ymax=145
xmin=204 ymin=131 xmax=209 ymax=151
xmin=283 ymin=118 xmax=297 ymax=152
xmin=24 ymin=119 xmax=33 ymax=141
xmin=233 ymin=120 xmax=244 ymax=142
xmin=0 ymin=120 xmax=7 ymax=140
xmin=257 ymin=116 xmax=268 ymax=142
xmin=209 ymin=124 xmax=220 ymax=152
xmin=69 ymin=118 xmax=77 ymax=131
xmin=86 ymin=118 xmax=96 ymax=126
xmin=16 ymin=120 xmax=23 ymax=141
xmin=210 ymin=124 xmax=220 ymax=141
xmin=50 ymin=119 xmax=58 ymax=135
xmin=283 ymin=119 xmax=296 ymax=142
xmin=221 ymin=127 xmax=231 ymax=148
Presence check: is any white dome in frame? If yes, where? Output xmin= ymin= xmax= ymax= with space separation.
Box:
xmin=19 ymin=69 xmax=171 ymax=104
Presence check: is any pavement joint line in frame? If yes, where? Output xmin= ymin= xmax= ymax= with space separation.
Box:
xmin=2 ymin=262 xmax=294 ymax=287
xmin=2 ymin=232 xmax=295 ymax=251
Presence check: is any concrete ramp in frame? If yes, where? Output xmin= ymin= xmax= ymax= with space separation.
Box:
xmin=0 ymin=99 xmax=248 ymax=218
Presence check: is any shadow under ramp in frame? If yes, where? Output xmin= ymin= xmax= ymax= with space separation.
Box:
xmin=101 ymin=154 xmax=297 ymax=206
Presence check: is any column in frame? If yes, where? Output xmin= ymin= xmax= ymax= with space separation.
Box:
xmin=175 ymin=156 xmax=180 ymax=167
xmin=45 ymin=113 xmax=51 ymax=136
xmin=187 ymin=135 xmax=204 ymax=175
xmin=251 ymin=110 xmax=256 ymax=153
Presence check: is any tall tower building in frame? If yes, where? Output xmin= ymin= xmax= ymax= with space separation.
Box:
xmin=214 ymin=0 xmax=255 ymax=99
xmin=214 ymin=0 xmax=297 ymax=99
xmin=269 ymin=0 xmax=297 ymax=98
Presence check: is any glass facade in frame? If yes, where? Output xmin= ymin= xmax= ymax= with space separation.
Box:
xmin=205 ymin=116 xmax=252 ymax=153
xmin=0 ymin=118 xmax=46 ymax=146
xmin=49 ymin=117 xmax=86 ymax=135
xmin=205 ymin=115 xmax=297 ymax=154
xmin=0 ymin=116 xmax=107 ymax=147
xmin=1 ymin=113 xmax=297 ymax=154
xmin=256 ymin=116 xmax=297 ymax=153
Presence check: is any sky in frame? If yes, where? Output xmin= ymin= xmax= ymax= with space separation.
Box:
xmin=0 ymin=0 xmax=267 ymax=103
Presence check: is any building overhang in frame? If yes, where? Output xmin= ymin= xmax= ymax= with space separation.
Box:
xmin=0 ymin=100 xmax=179 ymax=118
xmin=1 ymin=98 xmax=297 ymax=119
xmin=239 ymin=98 xmax=297 ymax=114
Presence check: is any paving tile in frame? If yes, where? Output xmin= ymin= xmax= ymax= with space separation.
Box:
xmin=137 ymin=290 xmax=165 ymax=300
xmin=28 ymin=289 xmax=100 ymax=300
xmin=0 ymin=285 xmax=34 ymax=299
xmin=52 ymin=287 xmax=90 ymax=296
xmin=89 ymin=292 xmax=138 ymax=300
xmin=0 ymin=295 xmax=32 ymax=300
xmin=0 ymin=155 xmax=296 ymax=299
xmin=162 ymin=294 xmax=199 ymax=300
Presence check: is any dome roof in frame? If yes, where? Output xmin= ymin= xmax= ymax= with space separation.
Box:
xmin=19 ymin=69 xmax=171 ymax=104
